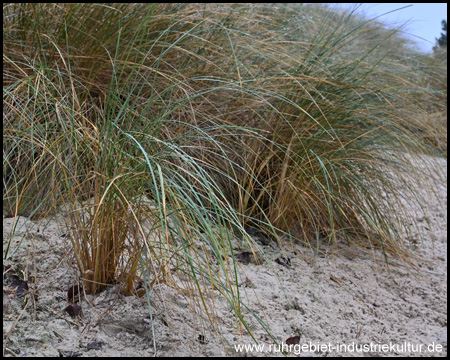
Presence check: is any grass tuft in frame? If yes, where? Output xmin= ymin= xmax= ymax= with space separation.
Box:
xmin=3 ymin=2 xmax=446 ymax=351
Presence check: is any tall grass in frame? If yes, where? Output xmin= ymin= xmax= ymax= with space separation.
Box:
xmin=3 ymin=3 xmax=446 ymax=351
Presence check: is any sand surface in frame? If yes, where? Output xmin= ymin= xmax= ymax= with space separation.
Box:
xmin=3 ymin=154 xmax=447 ymax=357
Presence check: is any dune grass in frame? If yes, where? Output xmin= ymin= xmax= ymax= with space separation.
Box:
xmin=3 ymin=3 xmax=447 ymax=351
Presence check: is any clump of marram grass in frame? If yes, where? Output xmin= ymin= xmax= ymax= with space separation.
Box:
xmin=3 ymin=2 xmax=446 ymax=353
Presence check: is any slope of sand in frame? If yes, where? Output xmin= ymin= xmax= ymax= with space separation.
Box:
xmin=3 ymin=155 xmax=447 ymax=357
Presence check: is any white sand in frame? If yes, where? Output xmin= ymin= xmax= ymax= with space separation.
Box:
xmin=3 ymin=155 xmax=447 ymax=357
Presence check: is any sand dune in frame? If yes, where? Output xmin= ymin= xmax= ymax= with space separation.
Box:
xmin=3 ymin=155 xmax=446 ymax=357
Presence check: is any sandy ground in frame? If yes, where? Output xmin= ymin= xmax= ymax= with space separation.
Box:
xmin=3 ymin=154 xmax=447 ymax=357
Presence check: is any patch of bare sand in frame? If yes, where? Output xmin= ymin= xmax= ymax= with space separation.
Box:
xmin=3 ymin=155 xmax=446 ymax=357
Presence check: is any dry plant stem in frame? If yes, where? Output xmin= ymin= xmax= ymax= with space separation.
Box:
xmin=3 ymin=297 xmax=30 ymax=356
